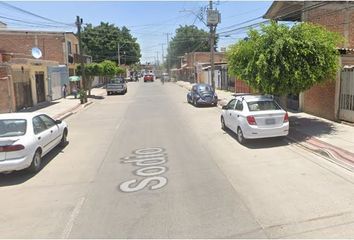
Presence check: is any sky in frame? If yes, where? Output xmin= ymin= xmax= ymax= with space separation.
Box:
xmin=0 ymin=1 xmax=273 ymax=64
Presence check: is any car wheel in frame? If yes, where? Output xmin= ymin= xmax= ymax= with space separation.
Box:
xmin=28 ymin=150 xmax=42 ymax=173
xmin=193 ymin=98 xmax=198 ymax=107
xmin=221 ymin=116 xmax=227 ymax=130
xmin=237 ymin=127 xmax=246 ymax=144
xmin=60 ymin=128 xmax=68 ymax=147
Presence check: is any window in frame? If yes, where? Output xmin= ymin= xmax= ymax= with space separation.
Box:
xmin=247 ymin=100 xmax=281 ymax=111
xmin=32 ymin=117 xmax=47 ymax=135
xmin=67 ymin=41 xmax=72 ymax=54
xmin=39 ymin=115 xmax=56 ymax=129
xmin=227 ymin=99 xmax=236 ymax=109
xmin=109 ymin=78 xmax=125 ymax=84
xmin=197 ymin=85 xmax=213 ymax=93
xmin=0 ymin=119 xmax=27 ymax=137
xmin=235 ymin=100 xmax=243 ymax=111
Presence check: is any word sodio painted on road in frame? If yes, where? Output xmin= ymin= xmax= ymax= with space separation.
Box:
xmin=119 ymin=147 xmax=168 ymax=193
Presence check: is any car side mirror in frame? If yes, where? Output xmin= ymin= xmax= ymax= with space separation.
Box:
xmin=55 ymin=120 xmax=62 ymax=124
xmin=222 ymin=105 xmax=228 ymax=110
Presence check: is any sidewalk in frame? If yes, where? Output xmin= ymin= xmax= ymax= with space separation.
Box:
xmin=18 ymin=87 xmax=106 ymax=120
xmin=176 ymin=81 xmax=354 ymax=170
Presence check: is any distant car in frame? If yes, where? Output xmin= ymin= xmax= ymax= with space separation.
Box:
xmin=162 ymin=73 xmax=170 ymax=82
xmin=0 ymin=113 xmax=68 ymax=173
xmin=221 ymin=94 xmax=289 ymax=144
xmin=107 ymin=77 xmax=127 ymax=95
xmin=187 ymin=83 xmax=218 ymax=107
xmin=144 ymin=74 xmax=154 ymax=82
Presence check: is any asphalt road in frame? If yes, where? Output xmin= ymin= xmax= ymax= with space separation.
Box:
xmin=2 ymin=80 xmax=354 ymax=238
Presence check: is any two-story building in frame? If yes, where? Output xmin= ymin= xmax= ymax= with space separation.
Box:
xmin=0 ymin=29 xmax=91 ymax=112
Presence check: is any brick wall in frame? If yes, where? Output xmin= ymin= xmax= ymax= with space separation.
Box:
xmin=0 ymin=31 xmax=66 ymax=64
xmin=0 ymin=65 xmax=15 ymax=113
xmin=301 ymin=5 xmax=353 ymax=120
xmin=303 ymin=80 xmax=336 ymax=120
xmin=306 ymin=8 xmax=345 ymax=37
xmin=186 ymin=52 xmax=226 ymax=67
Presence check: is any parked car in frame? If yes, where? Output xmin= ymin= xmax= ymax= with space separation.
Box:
xmin=0 ymin=113 xmax=68 ymax=173
xmin=162 ymin=73 xmax=170 ymax=82
xmin=107 ymin=77 xmax=127 ymax=95
xmin=144 ymin=74 xmax=154 ymax=82
xmin=187 ymin=83 xmax=218 ymax=107
xmin=221 ymin=94 xmax=289 ymax=144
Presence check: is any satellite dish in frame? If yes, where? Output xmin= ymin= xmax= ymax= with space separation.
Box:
xmin=31 ymin=47 xmax=42 ymax=59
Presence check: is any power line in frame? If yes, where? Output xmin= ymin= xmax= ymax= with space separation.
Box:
xmin=0 ymin=15 xmax=71 ymax=28
xmin=0 ymin=1 xmax=75 ymax=27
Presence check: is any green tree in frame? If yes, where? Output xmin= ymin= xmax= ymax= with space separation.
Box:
xmin=81 ymin=22 xmax=141 ymax=65
xmin=227 ymin=22 xmax=342 ymax=95
xmin=76 ymin=63 xmax=103 ymax=97
xmin=166 ymin=25 xmax=214 ymax=68
xmin=101 ymin=60 xmax=118 ymax=83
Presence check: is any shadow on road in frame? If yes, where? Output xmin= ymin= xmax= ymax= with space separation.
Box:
xmin=288 ymin=115 xmax=336 ymax=142
xmin=223 ymin=128 xmax=289 ymax=149
xmin=0 ymin=143 xmax=68 ymax=187
xmin=88 ymin=95 xmax=105 ymax=100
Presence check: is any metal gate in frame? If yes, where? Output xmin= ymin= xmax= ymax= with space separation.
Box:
xmin=339 ymin=69 xmax=354 ymax=122
xmin=48 ymin=66 xmax=69 ymax=100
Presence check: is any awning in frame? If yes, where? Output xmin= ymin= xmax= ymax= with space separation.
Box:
xmin=69 ymin=76 xmax=81 ymax=82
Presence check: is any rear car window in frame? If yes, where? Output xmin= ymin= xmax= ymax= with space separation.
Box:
xmin=0 ymin=119 xmax=27 ymax=137
xmin=247 ymin=100 xmax=281 ymax=111
xmin=109 ymin=78 xmax=124 ymax=84
xmin=197 ymin=85 xmax=213 ymax=92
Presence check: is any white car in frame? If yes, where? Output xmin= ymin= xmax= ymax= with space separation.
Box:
xmin=0 ymin=112 xmax=68 ymax=173
xmin=221 ymin=94 xmax=289 ymax=144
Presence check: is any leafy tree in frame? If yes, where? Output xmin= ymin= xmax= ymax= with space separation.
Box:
xmin=227 ymin=21 xmax=342 ymax=95
xmin=166 ymin=25 xmax=214 ymax=68
xmin=101 ymin=60 xmax=118 ymax=82
xmin=81 ymin=22 xmax=141 ymax=65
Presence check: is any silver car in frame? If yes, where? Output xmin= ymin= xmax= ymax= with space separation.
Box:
xmin=107 ymin=77 xmax=127 ymax=95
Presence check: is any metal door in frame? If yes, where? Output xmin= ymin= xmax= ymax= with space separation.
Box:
xmin=339 ymin=69 xmax=354 ymax=122
xmin=35 ymin=73 xmax=45 ymax=103
xmin=50 ymin=71 xmax=62 ymax=100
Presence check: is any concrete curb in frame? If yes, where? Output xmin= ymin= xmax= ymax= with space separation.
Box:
xmin=286 ymin=130 xmax=354 ymax=171
xmin=53 ymin=100 xmax=94 ymax=121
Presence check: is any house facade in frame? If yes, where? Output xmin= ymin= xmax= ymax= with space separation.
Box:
xmin=174 ymin=52 xmax=236 ymax=89
xmin=0 ymin=29 xmax=88 ymax=112
xmin=264 ymin=1 xmax=354 ymax=122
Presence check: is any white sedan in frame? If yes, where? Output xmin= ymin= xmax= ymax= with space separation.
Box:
xmin=0 ymin=112 xmax=68 ymax=173
xmin=221 ymin=94 xmax=289 ymax=144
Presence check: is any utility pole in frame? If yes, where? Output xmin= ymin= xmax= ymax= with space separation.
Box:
xmin=207 ymin=1 xmax=220 ymax=89
xmin=156 ymin=51 xmax=159 ymax=66
xmin=117 ymin=43 xmax=121 ymax=65
xmin=209 ymin=1 xmax=215 ymax=89
xmin=159 ymin=43 xmax=165 ymax=68
xmin=164 ymin=33 xmax=171 ymax=75
xmin=76 ymin=15 xmax=87 ymax=102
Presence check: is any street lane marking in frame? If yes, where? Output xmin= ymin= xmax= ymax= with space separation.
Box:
xmin=61 ymin=197 xmax=86 ymax=239
xmin=118 ymin=147 xmax=168 ymax=193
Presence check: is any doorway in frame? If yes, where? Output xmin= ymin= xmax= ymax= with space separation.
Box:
xmin=35 ymin=72 xmax=45 ymax=103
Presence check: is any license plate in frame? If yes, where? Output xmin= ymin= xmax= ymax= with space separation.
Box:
xmin=265 ymin=118 xmax=275 ymax=125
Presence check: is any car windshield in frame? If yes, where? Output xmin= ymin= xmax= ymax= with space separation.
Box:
xmin=109 ymin=78 xmax=124 ymax=84
xmin=247 ymin=100 xmax=281 ymax=111
xmin=0 ymin=119 xmax=27 ymax=137
xmin=197 ymin=85 xmax=213 ymax=92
